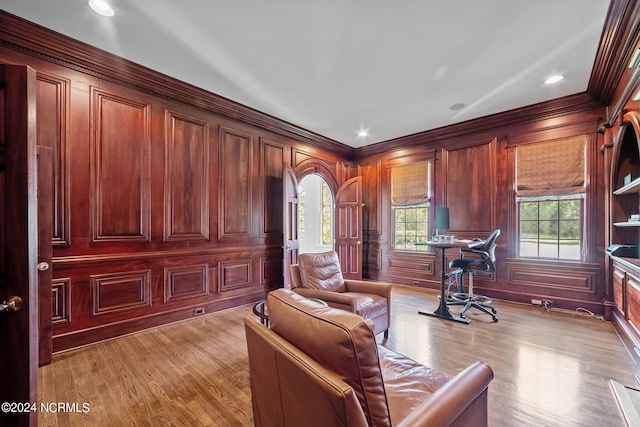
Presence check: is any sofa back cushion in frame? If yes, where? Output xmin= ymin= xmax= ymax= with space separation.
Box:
xmin=267 ymin=289 xmax=391 ymax=427
xmin=298 ymin=251 xmax=346 ymax=292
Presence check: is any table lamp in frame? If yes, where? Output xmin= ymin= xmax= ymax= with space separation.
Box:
xmin=434 ymin=206 xmax=450 ymax=240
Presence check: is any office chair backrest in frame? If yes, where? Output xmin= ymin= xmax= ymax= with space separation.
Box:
xmin=478 ymin=229 xmax=500 ymax=270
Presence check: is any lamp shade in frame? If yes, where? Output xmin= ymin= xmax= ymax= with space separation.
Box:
xmin=435 ymin=206 xmax=450 ymax=231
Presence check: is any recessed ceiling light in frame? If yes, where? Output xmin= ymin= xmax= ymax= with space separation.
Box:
xmin=545 ymin=75 xmax=564 ymax=84
xmin=88 ymin=0 xmax=115 ymax=17
xmin=357 ymin=130 xmax=369 ymax=137
xmin=449 ymin=103 xmax=465 ymax=111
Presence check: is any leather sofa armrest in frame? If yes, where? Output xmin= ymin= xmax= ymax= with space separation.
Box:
xmin=292 ymin=288 xmax=356 ymax=311
xmin=397 ymin=361 xmax=493 ymax=427
xmin=344 ymin=280 xmax=392 ymax=299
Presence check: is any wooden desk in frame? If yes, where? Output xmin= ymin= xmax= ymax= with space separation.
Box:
xmin=416 ymin=241 xmax=470 ymax=324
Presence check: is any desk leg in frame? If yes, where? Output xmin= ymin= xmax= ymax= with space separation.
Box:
xmin=418 ymin=247 xmax=470 ymax=324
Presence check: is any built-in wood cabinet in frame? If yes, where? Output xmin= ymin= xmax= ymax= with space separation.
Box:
xmin=608 ymin=111 xmax=640 ymax=375
xmin=611 ymin=112 xmax=640 ymax=241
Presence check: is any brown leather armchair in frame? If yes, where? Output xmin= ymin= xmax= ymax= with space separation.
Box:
xmin=290 ymin=250 xmax=391 ymax=337
xmin=245 ymin=289 xmax=494 ymax=427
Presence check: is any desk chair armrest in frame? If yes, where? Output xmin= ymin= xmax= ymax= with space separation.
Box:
xmin=397 ymin=361 xmax=494 ymax=427
xmin=344 ymin=280 xmax=392 ymax=300
xmin=460 ymin=247 xmax=487 ymax=255
xmin=291 ymin=288 xmax=356 ymax=311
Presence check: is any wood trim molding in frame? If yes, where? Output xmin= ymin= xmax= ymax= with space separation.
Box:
xmin=52 ymin=244 xmax=283 ymax=267
xmin=356 ymin=93 xmax=603 ymax=158
xmin=588 ymin=0 xmax=640 ymax=104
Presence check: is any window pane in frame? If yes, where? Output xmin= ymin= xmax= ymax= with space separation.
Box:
xmin=393 ymin=205 xmax=429 ymax=251
xmin=417 ymin=222 xmax=427 ymax=238
xmin=416 ymin=208 xmax=427 ymax=222
xmin=559 ymin=200 xmax=580 ymax=219
xmin=539 ymin=239 xmax=559 ymax=258
xmin=406 ymin=209 xmax=417 ymax=223
xmin=520 ymin=238 xmax=538 ymax=257
xmin=539 ymin=220 xmax=557 ymax=239
xmin=559 ymin=219 xmax=580 ymax=239
xmin=539 ymin=201 xmax=558 ymax=220
xmin=518 ymin=196 xmax=583 ymax=261
xmin=520 ymin=221 xmax=538 ymax=238
xmin=520 ymin=202 xmax=538 ymax=220
xmin=559 ymin=240 xmax=581 ymax=259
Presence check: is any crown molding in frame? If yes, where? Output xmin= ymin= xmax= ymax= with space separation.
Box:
xmin=588 ymin=0 xmax=640 ymax=104
xmin=0 ymin=10 xmax=354 ymax=159
xmin=356 ymin=93 xmax=604 ymax=158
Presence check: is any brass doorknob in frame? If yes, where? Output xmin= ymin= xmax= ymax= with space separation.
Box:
xmin=356 ymin=241 xmax=361 ymax=245
xmin=1 ymin=296 xmax=22 ymax=312
xmin=37 ymin=262 xmax=50 ymax=271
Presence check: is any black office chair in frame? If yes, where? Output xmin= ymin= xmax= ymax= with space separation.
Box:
xmin=448 ymin=229 xmax=500 ymax=322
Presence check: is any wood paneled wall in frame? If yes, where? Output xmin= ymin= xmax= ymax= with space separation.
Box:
xmin=0 ymin=12 xmax=354 ymax=351
xmin=356 ymin=101 xmax=608 ymax=314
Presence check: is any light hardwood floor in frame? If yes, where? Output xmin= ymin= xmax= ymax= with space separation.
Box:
xmin=39 ymin=286 xmax=636 ymax=426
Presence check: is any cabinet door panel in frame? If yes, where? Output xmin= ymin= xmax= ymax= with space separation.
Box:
xmin=613 ymin=263 xmax=626 ymax=317
xmin=627 ymin=270 xmax=640 ymax=330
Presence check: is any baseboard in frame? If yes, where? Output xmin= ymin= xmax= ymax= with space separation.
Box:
xmin=52 ymin=292 xmax=266 ymax=352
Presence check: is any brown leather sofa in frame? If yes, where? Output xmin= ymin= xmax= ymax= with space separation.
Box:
xmin=244 ymin=289 xmax=494 ymax=427
xmin=290 ymin=250 xmax=391 ymax=336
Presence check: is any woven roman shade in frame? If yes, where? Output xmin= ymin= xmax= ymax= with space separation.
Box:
xmin=516 ymin=136 xmax=586 ymax=197
xmin=391 ymin=162 xmax=429 ymax=206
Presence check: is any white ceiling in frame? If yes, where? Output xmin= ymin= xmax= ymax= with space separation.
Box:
xmin=0 ymin=1 xmax=611 ymax=147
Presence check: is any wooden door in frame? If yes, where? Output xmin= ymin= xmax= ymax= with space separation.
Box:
xmin=0 ymin=64 xmax=39 ymax=426
xmin=37 ymin=146 xmax=53 ymax=366
xmin=335 ymin=176 xmax=363 ymax=280
xmin=283 ymin=165 xmax=299 ymax=288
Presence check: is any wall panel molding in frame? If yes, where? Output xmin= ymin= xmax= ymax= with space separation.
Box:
xmin=505 ymin=260 xmax=600 ymax=295
xmin=387 ymin=253 xmax=436 ymax=278
xmin=260 ymin=138 xmax=284 ymax=237
xmin=90 ymin=270 xmax=152 ymax=316
xmin=90 ymin=87 xmax=151 ymax=243
xmin=364 ymin=247 xmax=382 ymax=270
xmin=218 ymin=260 xmax=252 ymax=292
xmin=219 ymin=126 xmax=253 ymax=238
xmin=360 ymin=162 xmax=382 ymax=235
xmin=52 ymin=277 xmax=71 ymax=324
xmin=164 ymin=264 xmax=209 ymax=302
xmin=261 ymin=255 xmax=282 ymax=290
xmin=441 ymin=138 xmax=497 ymax=234
xmin=36 ymin=71 xmax=70 ymax=246
xmin=164 ymin=110 xmax=210 ymax=241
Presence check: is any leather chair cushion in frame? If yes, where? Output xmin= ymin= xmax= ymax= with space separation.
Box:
xmin=267 ymin=289 xmax=391 ymax=427
xmin=298 ymin=251 xmax=346 ymax=293
xmin=378 ymin=346 xmax=451 ymax=425
xmin=343 ymin=292 xmax=388 ymax=319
